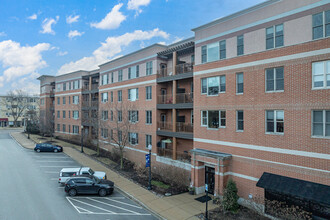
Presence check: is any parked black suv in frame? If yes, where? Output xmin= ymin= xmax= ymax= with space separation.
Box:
xmin=64 ymin=175 xmax=114 ymax=197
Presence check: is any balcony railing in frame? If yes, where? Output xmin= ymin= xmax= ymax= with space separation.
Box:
xmin=157 ymin=94 xmax=173 ymax=104
xmin=176 ymin=122 xmax=193 ymax=133
xmin=81 ymin=101 xmax=99 ymax=108
xmin=175 ymin=63 xmax=193 ymax=75
xmin=157 ymin=67 xmax=173 ymax=78
xmin=82 ymin=84 xmax=99 ymax=91
xmin=157 ymin=122 xmax=193 ymax=133
xmin=157 ymin=147 xmax=191 ymax=163
xmin=176 ymin=93 xmax=193 ymax=103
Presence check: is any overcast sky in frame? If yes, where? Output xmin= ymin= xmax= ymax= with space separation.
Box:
xmin=0 ymin=0 xmax=264 ymax=95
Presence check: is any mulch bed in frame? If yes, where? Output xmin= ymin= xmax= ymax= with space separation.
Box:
xmin=197 ymin=206 xmax=269 ymax=220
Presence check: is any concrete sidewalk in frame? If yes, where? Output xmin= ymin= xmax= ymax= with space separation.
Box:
xmin=11 ymin=132 xmax=217 ymax=220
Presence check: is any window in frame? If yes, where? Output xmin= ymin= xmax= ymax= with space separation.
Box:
xmin=62 ymin=111 xmax=66 ymax=119
xmin=57 ymin=111 xmax=60 ymax=118
xmin=201 ymin=78 xmax=207 ymax=94
xmin=57 ymin=97 xmax=60 ymax=105
xmin=206 ymin=42 xmax=219 ymax=63
xmin=111 ymin=91 xmax=113 ymax=102
xmin=202 ymin=76 xmax=226 ymax=95
xmin=200 ymin=111 xmax=207 ymax=127
xmin=208 ymin=111 xmax=219 ymax=129
xmin=266 ymin=24 xmax=284 ymax=49
xmin=266 ymin=67 xmax=284 ymax=92
xmin=118 ymin=130 xmax=122 ymax=142
xmin=146 ymin=61 xmax=153 ymax=75
xmin=236 ymin=73 xmax=244 ymax=94
xmin=237 ymin=35 xmax=244 ymax=56
xmin=266 ymin=110 xmax=284 ymax=134
xmin=57 ymin=124 xmax=60 ymax=132
xmin=68 ymin=111 xmax=70 ymax=118
xmin=220 ymin=40 xmax=226 ymax=59
xmin=63 ymin=124 xmax=66 ymax=132
xmin=146 ymin=111 xmax=152 ymax=124
xmin=102 ymin=110 xmax=108 ymax=120
xmin=201 ymin=110 xmax=225 ymax=128
xmin=69 ymin=82 xmax=72 ymax=90
xmin=57 ymin=84 xmax=61 ymax=92
xmin=111 ymin=72 xmax=114 ymax=83
xmin=118 ymin=90 xmax=122 ymax=102
xmin=237 ymin=110 xmax=244 ymax=131
xmin=146 ymin=86 xmax=152 ymax=100
xmin=101 ymin=128 xmax=108 ymax=138
xmin=191 ymin=54 xmax=195 ymax=63
xmin=201 ymin=45 xmax=207 ymax=63
xmin=110 ymin=110 xmax=113 ymax=121
xmin=73 ymin=125 xmax=79 ymax=134
xmin=128 ymin=132 xmax=138 ymax=145
xmin=73 ymin=111 xmax=79 ymax=119
xmin=69 ymin=96 xmax=71 ymax=104
xmin=128 ymin=88 xmax=139 ymax=101
xmin=63 ymin=97 xmax=66 ymax=105
xmin=68 ymin=125 xmax=71 ymax=133
xmin=118 ymin=70 xmax=123 ymax=82
xmin=146 ymin=135 xmax=152 ymax=148
xmin=101 ymin=92 xmax=108 ymax=103
xmin=73 ymin=96 xmax=79 ymax=104
xmin=118 ymin=110 xmax=122 ymax=122
xmin=312 ymin=60 xmax=330 ymax=89
xmin=312 ymin=110 xmax=330 ymax=137
xmin=73 ymin=80 xmax=80 ymax=89
xmin=129 ymin=111 xmax=139 ymax=123
xmin=63 ymin=83 xmax=66 ymax=91
xmin=313 ymin=11 xmax=330 ymax=40
xmin=128 ymin=65 xmax=139 ymax=79
xmin=102 ymin=74 xmax=108 ymax=85
xmin=110 ymin=129 xmax=113 ymax=140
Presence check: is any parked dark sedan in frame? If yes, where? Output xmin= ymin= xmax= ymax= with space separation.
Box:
xmin=65 ymin=176 xmax=114 ymax=197
xmin=34 ymin=143 xmax=63 ymax=153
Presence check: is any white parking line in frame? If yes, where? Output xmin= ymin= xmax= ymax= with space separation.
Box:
xmin=69 ymin=198 xmax=117 ymax=214
xmin=36 ymin=161 xmax=75 ymax=163
xmin=75 ymin=206 xmax=93 ymax=214
xmin=87 ymin=198 xmax=141 ymax=214
xmin=103 ymin=197 xmax=142 ymax=209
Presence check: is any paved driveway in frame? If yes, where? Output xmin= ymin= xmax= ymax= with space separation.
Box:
xmin=0 ymin=130 xmax=156 ymax=220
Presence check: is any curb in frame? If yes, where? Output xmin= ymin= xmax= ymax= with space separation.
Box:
xmin=9 ymin=133 xmax=33 ymax=150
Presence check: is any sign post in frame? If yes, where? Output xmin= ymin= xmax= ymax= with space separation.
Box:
xmin=205 ymin=183 xmax=208 ymax=220
xmin=146 ymin=144 xmax=152 ymax=190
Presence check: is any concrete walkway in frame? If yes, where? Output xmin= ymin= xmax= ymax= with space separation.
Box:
xmin=11 ymin=132 xmax=217 ymax=220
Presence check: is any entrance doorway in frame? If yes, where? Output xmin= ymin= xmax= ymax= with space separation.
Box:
xmin=205 ymin=166 xmax=215 ymax=194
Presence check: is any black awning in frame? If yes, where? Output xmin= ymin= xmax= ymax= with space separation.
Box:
xmin=257 ymin=172 xmax=330 ymax=205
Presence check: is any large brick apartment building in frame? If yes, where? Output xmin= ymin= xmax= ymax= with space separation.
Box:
xmin=38 ymin=0 xmax=330 ymax=218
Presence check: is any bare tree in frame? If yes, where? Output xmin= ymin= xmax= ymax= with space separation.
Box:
xmin=99 ymin=100 xmax=135 ymax=169
xmin=1 ymin=90 xmax=30 ymax=127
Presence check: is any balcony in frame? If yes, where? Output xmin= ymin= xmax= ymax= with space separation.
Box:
xmin=157 ymin=93 xmax=193 ymax=109
xmin=157 ymin=147 xmax=191 ymax=163
xmin=81 ymin=101 xmax=99 ymax=110
xmin=157 ymin=63 xmax=193 ymax=83
xmin=157 ymin=122 xmax=193 ymax=139
xmin=82 ymin=84 xmax=99 ymax=94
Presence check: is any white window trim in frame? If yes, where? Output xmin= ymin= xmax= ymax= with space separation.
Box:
xmin=311 ymin=110 xmax=330 ymax=139
xmin=312 ymin=60 xmax=330 ymax=90
xmin=265 ymin=110 xmax=284 ymax=135
xmin=201 ymin=110 xmax=207 ymax=127
xmin=236 ymin=110 xmax=244 ymax=132
xmin=265 ymin=67 xmax=284 ymax=93
xmin=236 ymin=73 xmax=244 ymax=95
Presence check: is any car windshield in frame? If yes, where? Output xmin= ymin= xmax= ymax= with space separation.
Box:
xmin=92 ymin=176 xmax=100 ymax=183
xmin=88 ymin=168 xmax=95 ymax=175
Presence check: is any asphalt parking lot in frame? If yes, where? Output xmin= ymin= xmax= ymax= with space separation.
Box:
xmin=25 ymin=149 xmax=155 ymax=219
xmin=0 ymin=130 xmax=156 ymax=220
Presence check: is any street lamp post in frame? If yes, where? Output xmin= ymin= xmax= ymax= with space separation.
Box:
xmin=147 ymin=144 xmax=152 ymax=190
xmin=81 ymin=125 xmax=84 ymax=153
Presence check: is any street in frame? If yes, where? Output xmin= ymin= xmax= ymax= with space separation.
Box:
xmin=0 ymin=129 xmax=156 ymax=220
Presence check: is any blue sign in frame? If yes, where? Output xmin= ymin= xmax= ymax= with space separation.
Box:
xmin=205 ymin=184 xmax=208 ymax=192
xmin=145 ymin=154 xmax=150 ymax=168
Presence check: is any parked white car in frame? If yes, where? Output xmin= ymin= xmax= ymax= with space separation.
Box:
xmin=58 ymin=167 xmax=107 ymax=184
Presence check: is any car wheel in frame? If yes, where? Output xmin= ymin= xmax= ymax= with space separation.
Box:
xmin=54 ymin=149 xmax=58 ymax=153
xmin=37 ymin=149 xmax=41 ymax=153
xmin=68 ymin=189 xmax=77 ymax=197
xmin=99 ymin=188 xmax=107 ymax=197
